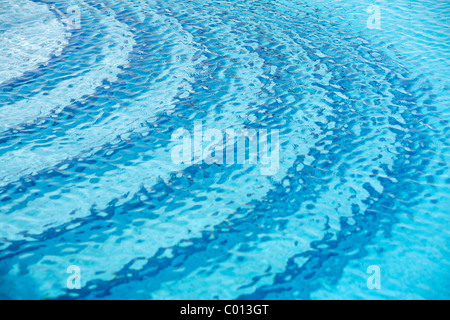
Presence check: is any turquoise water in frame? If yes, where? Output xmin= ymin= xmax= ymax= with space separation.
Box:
xmin=0 ymin=0 xmax=449 ymax=299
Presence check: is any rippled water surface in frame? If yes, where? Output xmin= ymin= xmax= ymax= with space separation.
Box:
xmin=0 ymin=0 xmax=449 ymax=299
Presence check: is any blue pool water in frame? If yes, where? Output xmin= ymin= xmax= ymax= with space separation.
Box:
xmin=0 ymin=0 xmax=449 ymax=300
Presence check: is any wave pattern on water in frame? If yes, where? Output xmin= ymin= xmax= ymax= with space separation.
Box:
xmin=0 ymin=0 xmax=449 ymax=299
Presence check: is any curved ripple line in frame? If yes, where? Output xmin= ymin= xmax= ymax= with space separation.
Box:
xmin=0 ymin=0 xmax=135 ymax=132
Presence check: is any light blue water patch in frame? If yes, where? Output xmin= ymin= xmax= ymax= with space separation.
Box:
xmin=0 ymin=0 xmax=448 ymax=300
